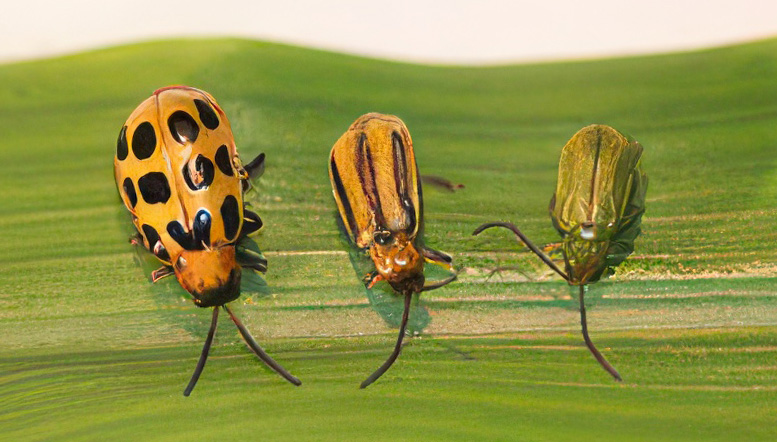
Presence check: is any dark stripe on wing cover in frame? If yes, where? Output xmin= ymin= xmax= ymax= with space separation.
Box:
xmin=355 ymin=133 xmax=385 ymax=226
xmin=587 ymin=129 xmax=603 ymax=221
xmin=330 ymin=156 xmax=358 ymax=243
xmin=392 ymin=131 xmax=415 ymax=233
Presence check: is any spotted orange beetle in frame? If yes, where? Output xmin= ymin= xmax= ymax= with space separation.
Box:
xmin=114 ymin=85 xmax=300 ymax=395
xmin=329 ymin=113 xmax=456 ymax=388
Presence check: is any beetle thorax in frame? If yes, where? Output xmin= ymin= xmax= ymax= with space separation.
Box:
xmin=369 ymin=231 xmax=424 ymax=295
xmin=561 ymin=235 xmax=609 ymax=285
xmin=172 ymin=245 xmax=241 ymax=307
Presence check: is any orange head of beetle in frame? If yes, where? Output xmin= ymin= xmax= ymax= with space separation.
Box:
xmin=369 ymin=230 xmax=424 ymax=295
xmin=172 ymin=246 xmax=241 ymax=307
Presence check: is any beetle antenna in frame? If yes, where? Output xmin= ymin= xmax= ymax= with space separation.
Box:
xmin=183 ymin=306 xmax=219 ymax=396
xmin=578 ymin=285 xmax=622 ymax=381
xmin=473 ymin=222 xmax=569 ymax=281
xmin=222 ymin=305 xmax=302 ymax=386
xmin=421 ymin=273 xmax=457 ymax=292
xmin=361 ymin=292 xmax=412 ymax=388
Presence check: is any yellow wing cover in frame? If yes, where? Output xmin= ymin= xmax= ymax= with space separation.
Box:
xmin=328 ymin=113 xmax=422 ymax=249
xmin=114 ymin=86 xmax=245 ymax=263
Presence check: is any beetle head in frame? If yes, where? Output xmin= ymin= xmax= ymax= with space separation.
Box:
xmin=569 ymin=220 xmax=619 ymax=243
xmin=369 ymin=230 xmax=425 ymax=295
xmin=562 ymin=226 xmax=610 ymax=285
xmin=173 ymin=246 xmax=241 ymax=307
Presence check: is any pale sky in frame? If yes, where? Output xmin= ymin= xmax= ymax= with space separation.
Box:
xmin=2 ymin=0 xmax=776 ymax=64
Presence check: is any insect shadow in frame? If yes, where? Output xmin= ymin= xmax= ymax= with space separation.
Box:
xmin=129 ymin=223 xmax=273 ymax=337
xmin=339 ymin=227 xmax=432 ymax=335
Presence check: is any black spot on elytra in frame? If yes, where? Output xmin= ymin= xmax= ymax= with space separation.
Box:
xmin=167 ymin=221 xmax=198 ymax=250
xmin=141 ymin=224 xmax=170 ymax=261
xmin=132 ymin=122 xmax=157 ymax=159
xmin=141 ymin=224 xmax=159 ymax=249
xmin=194 ymin=99 xmax=219 ymax=130
xmin=138 ymin=172 xmax=171 ymax=204
xmin=182 ymin=155 xmax=215 ymax=191
xmin=155 ymin=244 xmax=170 ymax=262
xmin=116 ymin=126 xmax=128 ymax=160
xmin=214 ymin=145 xmax=233 ymax=176
xmin=122 ymin=177 xmax=137 ymax=208
xmin=220 ymin=195 xmax=240 ymax=241
xmin=193 ymin=209 xmax=212 ymax=246
xmin=168 ymin=111 xmax=199 ymax=144
xmin=330 ymin=157 xmax=357 ymax=242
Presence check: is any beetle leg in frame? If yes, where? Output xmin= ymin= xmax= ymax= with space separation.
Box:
xmin=543 ymin=242 xmax=563 ymax=256
xmin=240 ymin=209 xmax=263 ymax=238
xmin=183 ymin=307 xmax=219 ymax=396
xmin=236 ymin=244 xmax=268 ymax=273
xmin=239 ymin=255 xmax=268 ymax=273
xmin=241 ymin=262 xmax=268 ymax=273
xmin=420 ymin=247 xmax=453 ymax=271
xmin=419 ymin=247 xmax=457 ymax=289
xmin=244 ymin=153 xmax=266 ymax=180
xmin=223 ymin=305 xmax=301 ymax=386
xmin=238 ymin=154 xmax=261 ymax=192
xmin=151 ymin=266 xmax=174 ymax=283
xmin=365 ymin=272 xmax=383 ymax=289
xmin=485 ymin=266 xmax=533 ymax=282
xmin=473 ymin=221 xmax=570 ymax=282
xmin=578 ymin=285 xmax=622 ymax=381
xmin=232 ymin=155 xmax=249 ymax=180
xmin=421 ymin=273 xmax=457 ymax=292
xmin=481 ymin=255 xmax=522 ymax=282
xmin=420 ymin=174 xmax=464 ymax=192
xmin=360 ymin=292 xmax=412 ymax=388
xmin=129 ymin=233 xmax=143 ymax=246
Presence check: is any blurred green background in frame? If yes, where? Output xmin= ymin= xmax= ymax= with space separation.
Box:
xmin=1 ymin=37 xmax=776 ymax=441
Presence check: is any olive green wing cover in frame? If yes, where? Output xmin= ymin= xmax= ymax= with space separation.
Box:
xmin=605 ymin=158 xmax=647 ymax=269
xmin=549 ymin=125 xmax=647 ymax=275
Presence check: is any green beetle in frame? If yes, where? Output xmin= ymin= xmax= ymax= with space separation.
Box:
xmin=474 ymin=124 xmax=647 ymax=381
